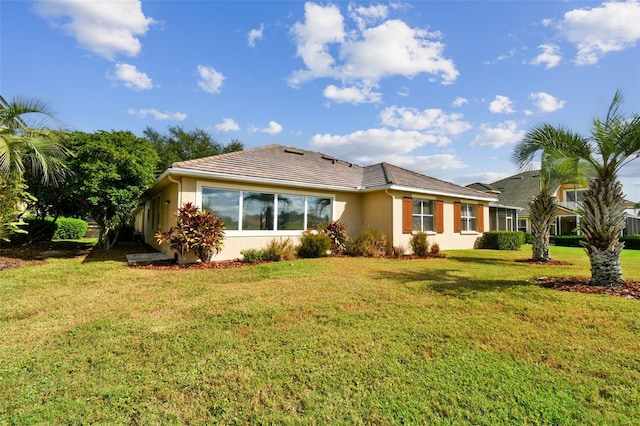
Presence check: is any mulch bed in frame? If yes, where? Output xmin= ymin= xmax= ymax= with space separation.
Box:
xmin=532 ymin=276 xmax=640 ymax=300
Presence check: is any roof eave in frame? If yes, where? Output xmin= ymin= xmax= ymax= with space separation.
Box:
xmin=364 ymin=184 xmax=498 ymax=202
xmin=157 ymin=168 xmax=361 ymax=192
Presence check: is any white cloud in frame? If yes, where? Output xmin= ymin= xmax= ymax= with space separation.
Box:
xmin=248 ymin=23 xmax=264 ymax=47
xmin=384 ymin=153 xmax=468 ymax=172
xmin=559 ymin=0 xmax=640 ymax=65
xmin=470 ymin=121 xmax=526 ymax=148
xmin=348 ymin=3 xmax=388 ymax=31
xmin=530 ymin=92 xmax=566 ymax=113
xmin=489 ymin=95 xmax=516 ymax=114
xmin=323 ymin=84 xmax=382 ymax=104
xmin=289 ymin=2 xmax=458 ymax=98
xmin=379 ymin=106 xmax=471 ymax=140
xmin=197 ymin=65 xmax=225 ymax=94
xmin=127 ymin=108 xmax=186 ymax=121
xmin=541 ymin=18 xmax=553 ymax=27
xmin=109 ymin=63 xmax=153 ymax=91
xmin=310 ymin=128 xmax=442 ymax=160
xmin=34 ymin=0 xmax=155 ymax=60
xmin=530 ymin=44 xmax=562 ymax=69
xmin=258 ymin=121 xmax=283 ymax=135
xmin=215 ymin=118 xmax=240 ymax=132
xmin=452 ymin=96 xmax=468 ymax=108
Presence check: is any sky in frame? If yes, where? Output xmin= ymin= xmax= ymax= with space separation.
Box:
xmin=2 ymin=0 xmax=640 ymax=200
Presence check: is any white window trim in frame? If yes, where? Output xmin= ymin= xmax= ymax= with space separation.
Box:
xmin=196 ymin=181 xmax=334 ymax=236
xmin=412 ymin=198 xmax=436 ymax=233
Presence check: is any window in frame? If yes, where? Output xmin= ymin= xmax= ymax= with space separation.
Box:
xmin=412 ymin=199 xmax=434 ymax=232
xmin=564 ymin=189 xmax=587 ymax=210
xmin=202 ymin=188 xmax=240 ymax=230
xmin=278 ymin=194 xmax=305 ymax=230
xmin=307 ymin=196 xmax=332 ymax=229
xmin=518 ymin=219 xmax=527 ymax=233
xmin=200 ymin=186 xmax=331 ymax=232
xmin=461 ymin=203 xmax=477 ymax=232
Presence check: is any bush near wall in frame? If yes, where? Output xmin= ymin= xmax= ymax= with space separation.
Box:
xmin=478 ymin=231 xmax=524 ymax=250
xmin=552 ymin=235 xmax=586 ymax=247
xmin=620 ymin=235 xmax=640 ymax=250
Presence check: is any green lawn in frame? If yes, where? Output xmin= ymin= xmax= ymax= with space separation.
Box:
xmin=1 ymin=245 xmax=639 ymax=424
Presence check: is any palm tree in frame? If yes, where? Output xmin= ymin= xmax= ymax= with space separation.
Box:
xmin=513 ymin=90 xmax=640 ymax=287
xmin=526 ymin=151 xmax=590 ymax=263
xmin=0 ymin=97 xmax=70 ymax=240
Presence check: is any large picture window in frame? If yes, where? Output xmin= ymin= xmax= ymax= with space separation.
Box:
xmin=200 ymin=187 xmax=331 ymax=232
xmin=412 ymin=199 xmax=434 ymax=232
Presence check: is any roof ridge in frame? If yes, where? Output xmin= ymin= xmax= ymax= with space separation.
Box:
xmin=172 ymin=144 xmax=282 ymax=168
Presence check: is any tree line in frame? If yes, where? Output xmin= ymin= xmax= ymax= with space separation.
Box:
xmin=0 ymin=98 xmax=243 ymax=249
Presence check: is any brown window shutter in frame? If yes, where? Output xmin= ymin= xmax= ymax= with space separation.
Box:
xmin=454 ymin=202 xmax=462 ymax=233
xmin=477 ymin=204 xmax=485 ymax=232
xmin=402 ymin=197 xmax=413 ymax=234
xmin=436 ymin=200 xmax=444 ymax=234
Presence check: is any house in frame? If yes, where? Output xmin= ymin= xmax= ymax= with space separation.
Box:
xmin=137 ymin=144 xmax=498 ymax=261
xmin=469 ymin=170 xmax=640 ymax=236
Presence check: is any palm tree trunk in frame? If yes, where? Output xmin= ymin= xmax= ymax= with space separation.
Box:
xmin=579 ymin=178 xmax=627 ymax=288
xmin=529 ymin=192 xmax=557 ymax=262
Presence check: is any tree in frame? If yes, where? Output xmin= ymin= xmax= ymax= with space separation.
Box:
xmin=143 ymin=126 xmax=244 ymax=173
xmin=513 ymin=90 xmax=640 ymax=287
xmin=526 ymin=152 xmax=589 ymax=262
xmin=0 ymin=97 xmax=71 ymax=241
xmin=64 ymin=131 xmax=158 ymax=249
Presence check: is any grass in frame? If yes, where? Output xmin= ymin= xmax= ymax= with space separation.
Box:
xmin=1 ymin=244 xmax=639 ymax=424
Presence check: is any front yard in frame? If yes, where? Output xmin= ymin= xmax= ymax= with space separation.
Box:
xmin=1 ymin=244 xmax=639 ymax=424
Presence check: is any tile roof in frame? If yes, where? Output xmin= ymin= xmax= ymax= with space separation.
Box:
xmin=476 ymin=170 xmax=543 ymax=215
xmin=169 ymin=144 xmax=493 ymax=200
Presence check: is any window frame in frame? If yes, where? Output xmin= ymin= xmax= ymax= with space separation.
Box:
xmin=196 ymin=182 xmax=333 ymax=236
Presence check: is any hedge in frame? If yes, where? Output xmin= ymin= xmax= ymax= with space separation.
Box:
xmin=478 ymin=231 xmax=524 ymax=250
xmin=53 ymin=217 xmax=89 ymax=240
xmin=11 ymin=216 xmax=88 ymax=243
xmin=552 ymin=235 xmax=586 ymax=247
xmin=620 ymin=235 xmax=640 ymax=250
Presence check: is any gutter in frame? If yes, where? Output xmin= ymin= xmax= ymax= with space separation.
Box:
xmin=154 ymin=169 xmax=498 ymax=203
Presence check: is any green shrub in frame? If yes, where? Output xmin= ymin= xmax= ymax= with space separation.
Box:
xmin=620 ymin=235 xmax=640 ymax=250
xmin=478 ymin=231 xmax=523 ymax=250
xmin=349 ymin=229 xmax=387 ymax=257
xmin=553 ymin=235 xmax=586 ymax=247
xmin=523 ymin=232 xmax=533 ymax=244
xmin=264 ymin=238 xmax=298 ymax=261
xmin=297 ymin=230 xmax=331 ymax=258
xmin=430 ymin=242 xmax=441 ymax=257
xmin=410 ymin=232 xmax=429 ymax=257
xmin=53 ymin=217 xmax=88 ymax=240
xmin=240 ymin=248 xmax=266 ymax=263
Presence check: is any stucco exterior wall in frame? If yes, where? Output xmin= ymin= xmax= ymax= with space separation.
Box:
xmin=143 ymin=175 xmax=490 ymax=261
xmin=146 ymin=176 xmax=366 ymax=261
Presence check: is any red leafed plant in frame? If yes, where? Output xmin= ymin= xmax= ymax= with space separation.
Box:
xmin=156 ymin=202 xmax=225 ymax=262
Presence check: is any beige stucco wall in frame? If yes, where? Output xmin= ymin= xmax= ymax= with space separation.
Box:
xmin=144 ymin=175 xmax=491 ymax=261
xmin=146 ymin=176 xmax=366 ymax=261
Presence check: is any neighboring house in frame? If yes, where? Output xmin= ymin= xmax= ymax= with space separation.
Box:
xmin=464 ymin=182 xmax=521 ymax=232
xmin=137 ymin=144 xmax=497 ymax=261
xmin=470 ymin=170 xmax=640 ymax=236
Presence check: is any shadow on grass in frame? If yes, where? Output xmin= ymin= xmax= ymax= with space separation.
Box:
xmin=82 ymin=242 xmax=158 ymax=264
xmin=0 ymin=240 xmax=96 ymax=260
xmin=376 ymin=268 xmax=524 ymax=298
xmin=444 ymin=251 xmax=519 ymax=266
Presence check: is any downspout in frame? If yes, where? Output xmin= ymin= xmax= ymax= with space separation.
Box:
xmin=167 ymin=173 xmax=182 ymax=207
xmin=385 ymin=188 xmax=396 ymax=251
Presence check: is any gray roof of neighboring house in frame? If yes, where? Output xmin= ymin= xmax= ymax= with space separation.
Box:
xmin=471 ymin=170 xmax=543 ymax=216
xmin=168 ymin=144 xmax=494 ymax=200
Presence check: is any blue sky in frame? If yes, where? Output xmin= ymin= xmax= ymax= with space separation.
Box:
xmin=2 ymin=1 xmax=640 ymax=199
